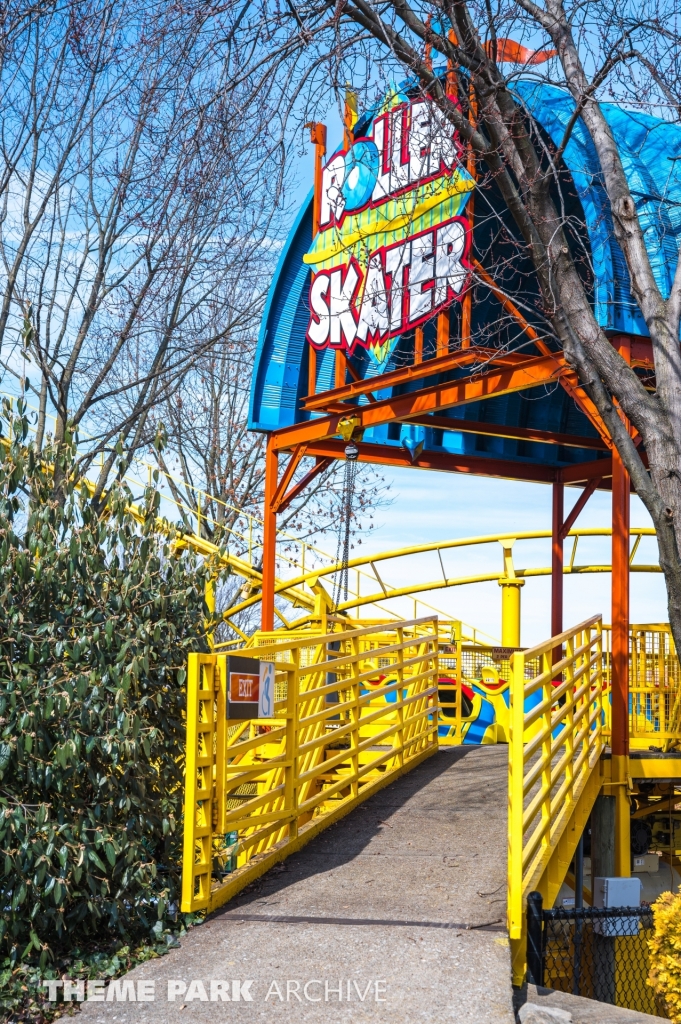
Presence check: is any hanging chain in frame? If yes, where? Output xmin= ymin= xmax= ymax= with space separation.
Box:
xmin=333 ymin=440 xmax=359 ymax=609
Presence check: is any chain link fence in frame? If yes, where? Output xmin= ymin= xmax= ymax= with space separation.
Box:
xmin=532 ymin=904 xmax=667 ymax=1018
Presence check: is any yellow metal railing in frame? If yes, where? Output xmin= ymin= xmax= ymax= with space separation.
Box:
xmin=251 ymin=617 xmax=471 ymax=745
xmin=5 ymin=392 xmax=502 ymax=633
xmin=508 ymin=615 xmax=606 ymax=981
xmin=600 ymin=624 xmax=681 ymax=752
xmin=181 ymin=617 xmax=439 ymax=914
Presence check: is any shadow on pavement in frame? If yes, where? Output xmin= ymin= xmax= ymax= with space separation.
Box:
xmin=214 ymin=745 xmax=481 ymax=918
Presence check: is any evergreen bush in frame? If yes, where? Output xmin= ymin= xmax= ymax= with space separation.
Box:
xmin=0 ymin=403 xmax=216 ymax=966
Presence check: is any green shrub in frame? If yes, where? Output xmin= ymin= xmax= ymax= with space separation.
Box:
xmin=0 ymin=403 xmax=218 ymax=965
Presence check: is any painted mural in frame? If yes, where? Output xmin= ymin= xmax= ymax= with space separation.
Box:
xmin=438 ymin=666 xmax=512 ymax=745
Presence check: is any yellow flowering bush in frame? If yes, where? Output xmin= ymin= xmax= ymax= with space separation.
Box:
xmin=648 ymin=886 xmax=681 ymax=1021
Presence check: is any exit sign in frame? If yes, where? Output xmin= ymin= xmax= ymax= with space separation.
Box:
xmin=226 ymin=656 xmax=275 ymax=719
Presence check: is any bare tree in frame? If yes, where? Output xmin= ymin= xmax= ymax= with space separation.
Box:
xmin=153 ymin=273 xmax=389 ymax=559
xmin=0 ymin=0 xmax=285 ymax=497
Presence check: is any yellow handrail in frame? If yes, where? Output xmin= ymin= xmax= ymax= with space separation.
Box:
xmin=601 ymin=624 xmax=681 ymax=753
xmin=4 ymin=395 xmax=665 ymax=645
xmin=181 ymin=616 xmax=440 ymax=914
xmin=508 ymin=615 xmax=605 ymax=981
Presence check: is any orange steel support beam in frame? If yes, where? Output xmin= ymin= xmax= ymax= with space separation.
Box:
xmin=415 ymin=326 xmax=424 ymax=364
xmin=302 ymin=346 xmax=519 ymax=411
xmin=277 ymin=354 xmax=564 ymax=451
xmin=271 ymin=443 xmax=308 ymax=514
xmin=473 ymin=260 xmax=612 ymax=447
xmin=461 ymin=83 xmax=477 ymax=349
xmin=343 ymin=90 xmax=356 ymax=150
xmin=343 ymin=357 xmax=363 ymax=384
xmin=307 ymin=122 xmax=326 ymax=236
xmin=551 ymin=474 xmax=602 ymax=645
xmin=275 ymin=456 xmax=332 ymax=515
xmin=424 ymin=13 xmax=433 ymax=70
xmin=552 ymin=481 xmax=564 ymax=639
xmin=560 ymin=476 xmax=603 ymax=540
xmin=400 ymin=413 xmax=609 ymax=451
xmin=335 ymin=350 xmax=347 ymax=389
xmin=437 ymin=311 xmax=449 ymax=357
xmin=561 ymin=458 xmax=613 ymax=485
xmin=304 ymin=437 xmax=556 ymax=483
xmin=307 ymin=346 xmax=317 ymax=401
xmin=610 ymin=333 xmax=654 ymax=369
xmin=461 ymin=280 xmax=472 ymax=350
xmin=611 ymin=337 xmax=631 ymax=876
xmin=261 ymin=439 xmax=278 ymax=631
xmin=473 ymin=259 xmax=551 ymax=354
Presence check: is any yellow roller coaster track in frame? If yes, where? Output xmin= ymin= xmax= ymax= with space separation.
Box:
xmin=219 ymin=527 xmax=659 ymax=628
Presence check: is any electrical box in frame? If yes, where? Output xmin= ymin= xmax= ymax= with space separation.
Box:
xmin=632 ymin=853 xmax=660 ymax=873
xmin=593 ymin=876 xmax=642 ymax=908
xmin=593 ymin=876 xmax=642 ymax=936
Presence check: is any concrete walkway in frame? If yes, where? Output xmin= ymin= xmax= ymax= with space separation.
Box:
xmin=522 ymin=984 xmax=664 ymax=1023
xmin=80 ymin=746 xmax=514 ymax=1023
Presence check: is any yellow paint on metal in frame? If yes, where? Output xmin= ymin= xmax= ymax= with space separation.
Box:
xmin=500 ymin=581 xmax=524 ymax=648
xmin=627 ymin=756 xmax=681 ymax=779
xmin=507 ymin=615 xmax=606 ymax=983
xmin=628 ymin=624 xmax=680 ymax=751
xmin=181 ymin=655 xmax=220 ymax=913
xmin=498 ymin=540 xmax=524 ymax=648
xmin=219 ymin=527 xmax=659 ymax=627
xmin=205 ymin=578 xmax=215 ymax=651
xmin=181 ymin=617 xmax=440 ymax=914
xmin=612 ymin=753 xmax=632 ymax=878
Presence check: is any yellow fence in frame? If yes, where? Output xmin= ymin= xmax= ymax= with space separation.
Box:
xmin=181 ymin=617 xmax=439 ymax=914
xmin=508 ymin=615 xmax=606 ymax=983
xmin=252 ymin=617 xmax=467 ymax=746
xmin=601 ymin=624 xmax=681 ymax=752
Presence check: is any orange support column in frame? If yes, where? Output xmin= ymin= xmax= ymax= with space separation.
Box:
xmin=414 ymin=326 xmax=424 ymax=365
xmin=261 ymin=438 xmax=278 ymax=631
xmin=612 ymin=338 xmax=631 ymax=877
xmin=436 ymin=312 xmax=449 ymax=358
xmin=551 ymin=480 xmax=564 ymax=640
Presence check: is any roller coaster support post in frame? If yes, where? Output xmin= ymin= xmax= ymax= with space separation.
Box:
xmin=262 ymin=438 xmax=278 ymax=631
xmin=499 ymin=540 xmax=524 ymax=648
xmin=612 ymin=336 xmax=631 ymax=876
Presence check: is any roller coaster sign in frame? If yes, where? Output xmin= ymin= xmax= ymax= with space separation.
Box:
xmin=304 ymin=90 xmax=475 ymax=363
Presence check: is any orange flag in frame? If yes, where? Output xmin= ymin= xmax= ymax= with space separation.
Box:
xmin=484 ymin=38 xmax=556 ymax=64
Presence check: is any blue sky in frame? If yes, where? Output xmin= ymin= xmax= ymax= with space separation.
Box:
xmin=352 ymin=469 xmax=666 ymax=647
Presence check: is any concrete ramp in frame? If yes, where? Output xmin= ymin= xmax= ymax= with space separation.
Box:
xmin=80 ymin=746 xmax=513 ymax=1023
